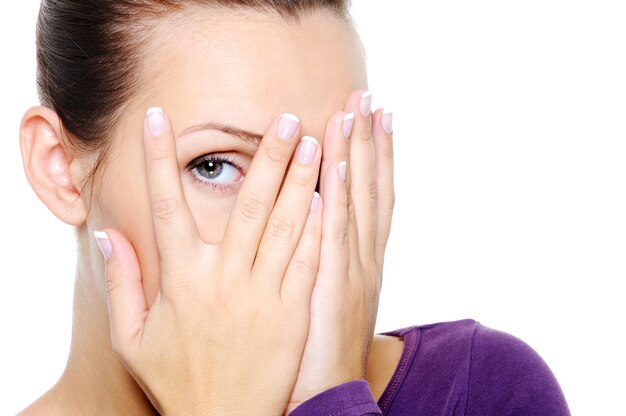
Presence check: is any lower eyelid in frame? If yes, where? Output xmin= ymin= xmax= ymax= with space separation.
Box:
xmin=188 ymin=171 xmax=244 ymax=193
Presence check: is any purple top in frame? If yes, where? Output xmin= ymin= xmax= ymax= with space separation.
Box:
xmin=289 ymin=319 xmax=570 ymax=415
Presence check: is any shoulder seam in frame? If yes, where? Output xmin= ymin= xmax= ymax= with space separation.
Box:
xmin=463 ymin=321 xmax=481 ymax=416
xmin=378 ymin=324 xmax=420 ymax=337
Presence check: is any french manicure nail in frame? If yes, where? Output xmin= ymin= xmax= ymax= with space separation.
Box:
xmin=94 ymin=230 xmax=112 ymax=261
xmin=310 ymin=192 xmax=320 ymax=213
xmin=382 ymin=109 xmax=393 ymax=134
xmin=297 ymin=136 xmax=318 ymax=164
xmin=146 ymin=107 xmax=166 ymax=137
xmin=277 ymin=113 xmax=300 ymax=141
xmin=360 ymin=91 xmax=372 ymax=117
xmin=338 ymin=160 xmax=347 ymax=182
xmin=343 ymin=113 xmax=355 ymax=139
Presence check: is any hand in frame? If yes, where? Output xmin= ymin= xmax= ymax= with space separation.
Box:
xmin=97 ymin=108 xmax=324 ymax=415
xmin=285 ymin=90 xmax=395 ymax=413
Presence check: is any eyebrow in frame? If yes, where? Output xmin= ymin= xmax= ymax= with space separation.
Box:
xmin=179 ymin=122 xmax=264 ymax=146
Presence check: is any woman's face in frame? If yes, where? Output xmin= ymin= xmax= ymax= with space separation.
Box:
xmin=92 ymin=7 xmax=366 ymax=304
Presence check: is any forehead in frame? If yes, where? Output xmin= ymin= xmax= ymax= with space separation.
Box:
xmin=134 ymin=6 xmax=367 ymax=136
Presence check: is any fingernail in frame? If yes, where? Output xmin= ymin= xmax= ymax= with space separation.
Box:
xmin=382 ymin=109 xmax=393 ymax=134
xmin=338 ymin=161 xmax=347 ymax=182
xmin=343 ymin=112 xmax=355 ymax=139
xmin=297 ymin=136 xmax=318 ymax=165
xmin=94 ymin=230 xmax=112 ymax=261
xmin=360 ymin=91 xmax=372 ymax=117
xmin=310 ymin=192 xmax=320 ymax=213
xmin=146 ymin=107 xmax=166 ymax=136
xmin=277 ymin=113 xmax=300 ymax=141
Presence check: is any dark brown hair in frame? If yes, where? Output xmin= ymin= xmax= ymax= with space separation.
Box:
xmin=35 ymin=0 xmax=353 ymax=200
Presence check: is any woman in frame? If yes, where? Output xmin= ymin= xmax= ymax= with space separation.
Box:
xmin=19 ymin=0 xmax=570 ymax=414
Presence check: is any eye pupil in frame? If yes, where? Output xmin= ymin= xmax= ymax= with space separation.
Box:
xmin=198 ymin=160 xmax=223 ymax=179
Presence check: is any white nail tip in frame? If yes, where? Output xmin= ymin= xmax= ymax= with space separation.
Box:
xmin=282 ymin=113 xmax=300 ymax=122
xmin=146 ymin=107 xmax=163 ymax=116
xmin=338 ymin=160 xmax=347 ymax=182
xmin=361 ymin=90 xmax=372 ymax=99
xmin=309 ymin=192 xmax=321 ymax=213
xmin=93 ymin=231 xmax=109 ymax=240
xmin=301 ymin=136 xmax=318 ymax=145
xmin=344 ymin=112 xmax=355 ymax=120
xmin=94 ymin=230 xmax=112 ymax=260
xmin=383 ymin=108 xmax=393 ymax=115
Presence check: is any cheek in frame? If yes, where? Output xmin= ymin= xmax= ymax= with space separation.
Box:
xmin=97 ymin=139 xmax=163 ymax=306
xmin=96 ymin=132 xmax=239 ymax=306
xmin=183 ymin=184 xmax=236 ymax=245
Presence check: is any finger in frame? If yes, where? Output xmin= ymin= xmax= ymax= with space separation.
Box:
xmin=317 ymin=161 xmax=350 ymax=288
xmin=280 ymin=192 xmax=322 ymax=303
xmin=254 ymin=135 xmax=322 ymax=292
xmin=220 ymin=113 xmax=302 ymax=273
xmin=143 ymin=107 xmax=199 ymax=283
xmin=95 ymin=229 xmax=147 ymax=361
xmin=345 ymin=89 xmax=377 ymax=261
xmin=372 ymin=108 xmax=395 ymax=270
xmin=319 ymin=111 xmax=353 ymax=198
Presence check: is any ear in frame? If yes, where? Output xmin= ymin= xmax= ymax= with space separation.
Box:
xmin=19 ymin=105 xmax=88 ymax=226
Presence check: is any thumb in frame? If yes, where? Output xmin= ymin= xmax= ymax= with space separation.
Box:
xmin=94 ymin=229 xmax=147 ymax=357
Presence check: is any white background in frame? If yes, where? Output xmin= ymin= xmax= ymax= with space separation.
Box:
xmin=1 ymin=1 xmax=624 ymax=414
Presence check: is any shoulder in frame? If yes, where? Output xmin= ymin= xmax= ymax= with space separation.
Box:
xmin=465 ymin=322 xmax=571 ymax=415
xmin=379 ymin=319 xmax=570 ymax=415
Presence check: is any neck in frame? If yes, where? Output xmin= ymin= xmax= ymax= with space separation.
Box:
xmin=22 ymin=226 xmax=157 ymax=416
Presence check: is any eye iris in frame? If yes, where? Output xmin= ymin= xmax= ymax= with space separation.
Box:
xmin=198 ymin=160 xmax=223 ymax=179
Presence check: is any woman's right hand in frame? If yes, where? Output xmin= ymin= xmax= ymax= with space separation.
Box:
xmin=95 ymin=107 xmax=323 ymax=415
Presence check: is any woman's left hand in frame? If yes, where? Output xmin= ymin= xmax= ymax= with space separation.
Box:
xmin=285 ymin=89 xmax=395 ymax=414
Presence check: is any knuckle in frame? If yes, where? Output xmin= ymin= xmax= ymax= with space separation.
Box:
xmin=336 ymin=226 xmax=349 ymax=248
xmin=148 ymin=150 xmax=171 ymax=164
xmin=325 ymin=215 xmax=348 ymax=248
xmin=381 ymin=142 xmax=394 ymax=159
xmin=105 ymin=274 xmax=121 ymax=298
xmin=366 ymin=179 xmax=378 ymax=203
xmin=263 ymin=144 xmax=290 ymax=164
xmin=266 ymin=212 xmax=295 ymax=241
xmin=237 ymin=196 xmax=268 ymax=222
xmin=290 ymin=256 xmax=317 ymax=277
xmin=347 ymin=193 xmax=356 ymax=218
xmin=162 ymin=268 xmax=193 ymax=295
xmin=355 ymin=124 xmax=372 ymax=141
xmin=288 ymin=167 xmax=312 ymax=187
xmin=301 ymin=215 xmax=320 ymax=238
xmin=151 ymin=197 xmax=178 ymax=221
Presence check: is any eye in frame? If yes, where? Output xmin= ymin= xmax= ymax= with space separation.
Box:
xmin=186 ymin=154 xmax=244 ymax=192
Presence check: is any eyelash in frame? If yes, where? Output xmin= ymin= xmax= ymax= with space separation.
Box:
xmin=185 ymin=154 xmax=244 ymax=192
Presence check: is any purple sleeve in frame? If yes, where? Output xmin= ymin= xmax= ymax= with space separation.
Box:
xmin=288 ymin=380 xmax=382 ymax=416
xmin=466 ymin=324 xmax=571 ymax=415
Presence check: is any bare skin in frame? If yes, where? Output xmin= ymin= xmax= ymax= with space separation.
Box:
xmin=19 ymin=6 xmax=399 ymax=415
xmin=22 ymin=335 xmax=403 ymax=415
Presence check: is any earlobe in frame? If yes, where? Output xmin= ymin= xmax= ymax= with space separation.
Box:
xmin=19 ymin=105 xmax=88 ymax=226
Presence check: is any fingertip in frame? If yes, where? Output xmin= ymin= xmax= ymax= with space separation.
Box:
xmin=98 ymin=228 xmax=147 ymax=352
xmin=276 ymin=112 xmax=302 ymax=142
xmin=342 ymin=89 xmax=371 ymax=123
xmin=145 ymin=106 xmax=166 ymax=137
xmin=98 ymin=228 xmax=142 ymax=282
xmin=94 ymin=230 xmax=112 ymax=261
xmin=373 ymin=108 xmax=393 ymax=137
xmin=309 ymin=191 xmax=321 ymax=214
xmin=338 ymin=160 xmax=347 ymax=184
